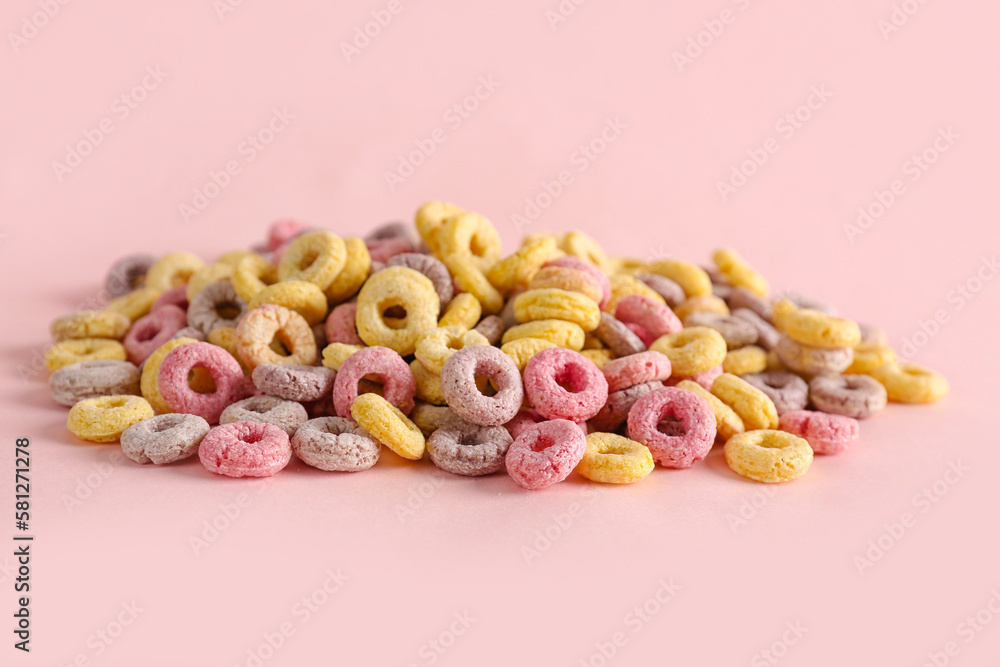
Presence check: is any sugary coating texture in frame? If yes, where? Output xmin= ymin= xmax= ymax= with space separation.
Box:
xmin=236 ymin=304 xmax=318 ymax=370
xmin=615 ymin=294 xmax=682 ymax=340
xmin=417 ymin=326 xmax=491 ymax=374
xmin=673 ymin=295 xmax=730 ymax=320
xmin=67 ymin=395 xmax=154 ymax=443
xmin=589 ymin=381 xmax=664 ymax=433
xmin=410 ymin=401 xmax=462 ymax=436
xmin=727 ymin=286 xmax=773 ymax=320
xmin=501 ymin=319 xmax=585 ymax=351
xmin=388 ymin=252 xmax=454 ymax=305
xmin=438 ymin=292 xmax=482 ymax=329
xmin=846 ymin=341 xmax=897 ymax=375
xmin=505 ymin=419 xmax=587 ymax=490
xmin=427 ymin=420 xmax=513 ymax=476
xmin=514 ymin=288 xmax=601 ymax=332
xmin=104 ymin=286 xmax=161 ymax=322
xmin=594 ymin=312 xmax=646 ymax=357
xmin=49 ymin=359 xmax=141 ymax=407
xmin=712 ymin=247 xmax=769 ymax=297
xmin=151 ymin=285 xmax=189 ymax=312
xmin=649 ymin=326 xmax=727 ymax=376
xmin=277 ymin=231 xmax=347 ymax=290
xmin=774 ymin=334 xmax=853 ymax=376
xmin=145 ymin=251 xmax=205 ymax=291
xmin=333 ymin=346 xmax=415 ymax=419
xmin=355 ymin=266 xmax=440 ymax=355
xmin=291 ymin=416 xmax=380 ymax=471
xmin=674 ymin=380 xmax=744 ymax=442
xmin=186 ymin=263 xmax=234 ymax=301
xmin=809 ymin=374 xmax=887 ymax=419
xmin=528 ymin=266 xmax=603 ymax=304
xmin=604 ymin=274 xmax=667 ymax=314
xmin=415 ymin=201 xmax=464 ymax=255
xmin=546 ymin=255 xmax=611 ymax=308
xmin=45 ymin=338 xmax=127 ymax=372
xmin=779 ymin=410 xmax=859 ymax=455
xmin=198 ymin=421 xmax=292 ymax=478
xmin=500 ymin=337 xmax=558 ymax=373
xmin=248 ymin=280 xmax=327 ymax=325
xmin=576 ymin=433 xmax=655 ymax=484
xmin=633 ymin=273 xmax=685 ymax=308
xmin=524 ymin=347 xmax=609 ymax=422
xmin=437 ymin=213 xmax=504 ymax=314
xmin=120 ymin=413 xmax=210 ymax=464
xmin=366 ymin=220 xmax=422 ymax=249
xmin=220 ymin=395 xmax=309 ymax=436
xmin=123 ymin=304 xmax=188 ymax=364
xmin=488 ymin=236 xmax=564 ymax=295
xmin=771 ymin=299 xmax=860 ymax=349
xmin=187 ymin=280 xmax=248 ymax=335
xmin=139 ymin=337 xmax=202 ymax=413
xmin=321 ymin=343 xmax=364 ymax=372
xmin=646 ymin=259 xmax=712 ymax=297
xmin=627 ymin=386 xmax=716 ymax=469
xmin=158 ymin=342 xmax=246 ymax=423
xmin=473 ymin=315 xmax=506 ymax=345
xmin=505 ymin=408 xmax=586 ymax=440
xmin=731 ymin=308 xmax=780 ymax=350
xmin=666 ymin=363 xmax=723 ymax=391
xmin=105 ymin=254 xmax=156 ymax=297
xmin=51 ymin=310 xmax=131 ymax=342
xmin=441 ymin=345 xmax=524 ymax=426
xmin=740 ymin=371 xmax=809 ymax=415
xmin=871 ymin=362 xmax=949 ymax=404
xmin=366 ymin=236 xmax=413 ymax=264
xmin=350 ymin=393 xmax=425 ymax=460
xmin=602 ymin=351 xmax=672 ymax=393
xmin=724 ymin=429 xmax=813 ymax=482
xmin=722 ymin=345 xmax=769 ymax=376
xmin=683 ymin=312 xmax=758 ymax=350
xmin=231 ymin=254 xmax=279 ymax=302
xmin=205 ymin=327 xmax=250 ymax=375
xmin=251 ymin=363 xmax=336 ymax=402
xmin=325 ymin=302 xmax=363 ymax=346
xmin=324 ymin=237 xmax=371 ymax=304
xmin=710 ymin=373 xmax=779 ymax=430
xmin=411 ymin=358 xmax=447 ymax=405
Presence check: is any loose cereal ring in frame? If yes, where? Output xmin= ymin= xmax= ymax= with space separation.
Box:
xmin=248 ymin=280 xmax=328 ymax=325
xmin=575 ymin=432 xmax=655 ymax=484
xmin=604 ymin=274 xmax=667 ymax=314
xmin=236 ymin=304 xmax=318 ymax=370
xmin=277 ymin=231 xmax=347 ymax=290
xmin=488 ymin=236 xmax=563 ymax=295
xmin=158 ymin=342 xmax=246 ymax=423
xmin=325 ymin=237 xmax=371 ymax=304
xmin=415 ymin=200 xmax=464 ymax=256
xmin=45 ymin=338 xmax=127 ymax=372
xmin=355 ymin=266 xmax=440 ymax=355
xmin=438 ymin=292 xmax=482 ymax=329
xmin=722 ymin=345 xmax=768 ymax=376
xmin=145 ymin=252 xmax=205 ymax=291
xmin=427 ymin=420 xmax=513 ymax=476
xmin=505 ymin=419 xmax=587 ymax=490
xmin=49 ymin=359 xmax=140 ymax=407
xmin=501 ymin=319 xmax=586 ymax=351
xmin=51 ymin=310 xmax=131 ymax=342
xmin=291 ymin=416 xmax=381 ymax=471
xmin=523 ymin=347 xmax=608 ymax=422
xmin=649 ymin=326 xmax=727 ymax=377
xmin=724 ymin=429 xmax=813 ymax=483
xmin=441 ymin=345 xmax=524 ymax=426
xmin=774 ymin=335 xmax=853 ymax=376
xmin=527 ymin=266 xmax=603 ymax=304
xmin=846 ymin=341 xmax=896 ymax=375
xmin=559 ymin=231 xmax=608 ymax=271
xmin=674 ymin=380 xmax=745 ymax=442
xmin=647 ymin=259 xmax=712 ymax=298
xmin=513 ymin=288 xmax=601 ymax=332
xmin=199 ymin=421 xmax=292 ymax=478
xmin=712 ymin=248 xmax=769 ymax=298
xmin=615 ymin=294 xmax=682 ymax=340
xmin=231 ymin=254 xmax=279 ymax=302
xmin=187 ymin=280 xmax=248 ymax=335
xmin=500 ymin=337 xmax=558 ymax=372
xmin=389 ymin=252 xmax=454 ymax=306
xmin=67 ymin=395 xmax=154 ymax=443
xmin=771 ymin=299 xmax=861 ymax=349
xmin=870 ymin=361 xmax=948 ymax=404
xmin=350 ymin=393 xmax=425 ymax=460
xmin=710 ymin=372 xmax=779 ymax=430
xmin=334 ymin=346 xmax=415 ymax=419
xmin=627 ymin=386 xmax=716 ymax=468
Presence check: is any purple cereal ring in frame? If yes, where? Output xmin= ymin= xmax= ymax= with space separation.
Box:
xmin=251 ymin=363 xmax=336 ymax=402
xmin=123 ymin=304 xmax=188 ymax=364
xmin=267 ymin=219 xmax=308 ymax=252
xmin=524 ymin=347 xmax=609 ymax=422
xmin=427 ymin=420 xmax=513 ymax=476
xmin=367 ymin=237 xmax=413 ymax=264
xmin=199 ymin=421 xmax=292 ymax=477
xmin=291 ymin=416 xmax=380 ymax=471
xmin=505 ymin=419 xmax=587 ymax=490
xmin=727 ymin=286 xmax=772 ymax=320
xmin=48 ymin=359 xmax=140 ymax=407
xmin=152 ymin=285 xmax=189 ymax=312
xmin=775 ymin=292 xmax=836 ymax=315
xmin=388 ymin=253 xmax=454 ymax=306
xmin=779 ymin=410 xmax=859 ymax=455
xmin=187 ymin=280 xmax=248 ymax=335
xmin=634 ymin=273 xmax=685 ymax=308
xmin=440 ymin=345 xmax=523 ymax=427
xmin=333 ymin=346 xmax=415 ymax=419
xmin=741 ymin=371 xmax=809 ymax=415
xmin=505 ymin=408 xmax=586 ymax=440
xmin=595 ymin=312 xmax=646 ymax=357
xmin=682 ymin=312 xmax=758 ymax=349
xmin=171 ymin=326 xmax=205 ymax=341
xmin=157 ymin=342 xmax=245 ymax=423
xmin=589 ymin=381 xmax=664 ymax=433
xmin=667 ymin=364 xmax=723 ymax=391
xmin=220 ymin=395 xmax=309 ymax=436
xmin=627 ymin=386 xmax=716 ymax=468
xmin=473 ymin=315 xmax=506 ymax=345
xmin=602 ymin=351 xmax=672 ymax=393
xmin=775 ymin=334 xmax=853 ymax=376
xmin=365 ymin=221 xmax=421 ymax=249
xmin=615 ymin=294 xmax=682 ymax=339
xmin=120 ymin=413 xmax=210 ymax=465
xmin=325 ymin=302 xmax=364 ymax=345
xmin=105 ymin=253 xmax=156 ymax=297
xmin=544 ymin=255 xmax=611 ymax=308
xmin=731 ymin=308 xmax=780 ymax=350
xmin=808 ymin=374 xmax=887 ymax=419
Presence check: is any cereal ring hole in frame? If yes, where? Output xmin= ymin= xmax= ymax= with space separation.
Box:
xmin=188 ymin=369 xmax=217 ymax=394
xmin=528 ymin=432 xmax=557 ymax=453
xmin=238 ymin=429 xmax=265 ymax=444
xmin=215 ymin=301 xmax=243 ymax=320
xmin=656 ymin=416 xmax=686 ymax=436
xmin=104 ymin=396 xmax=131 ymax=409
xmin=554 ymin=365 xmax=590 ymax=394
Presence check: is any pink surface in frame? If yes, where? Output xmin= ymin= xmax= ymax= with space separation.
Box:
xmin=2 ymin=1 xmax=999 ymax=664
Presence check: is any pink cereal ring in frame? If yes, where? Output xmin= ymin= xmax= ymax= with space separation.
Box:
xmin=267 ymin=219 xmax=308 ymax=252
xmin=624 ymin=322 xmax=654 ymax=347
xmin=602 ymin=351 xmax=673 ymax=392
xmin=505 ymin=408 xmax=587 ymax=440
xmin=325 ymin=302 xmax=364 ymax=345
xmin=366 ymin=237 xmax=413 ymax=264
xmin=151 ymin=285 xmax=189 ymax=312
xmin=779 ymin=410 xmax=859 ymax=455
xmin=524 ymin=347 xmax=609 ymax=422
xmin=440 ymin=345 xmax=524 ymax=427
xmin=627 ymin=386 xmax=717 ymax=468
xmin=333 ymin=346 xmax=415 ymax=419
xmin=505 ymin=419 xmax=587 ymax=490
xmin=123 ymin=305 xmax=188 ymax=365
xmin=615 ymin=294 xmax=682 ymax=339
xmin=544 ymin=255 xmax=611 ymax=308
xmin=199 ymin=421 xmax=292 ymax=477
xmin=667 ymin=363 xmax=723 ymax=391
xmin=157 ymin=342 xmax=245 ymax=423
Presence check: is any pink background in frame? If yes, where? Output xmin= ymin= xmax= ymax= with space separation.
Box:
xmin=3 ymin=1 xmax=999 ymax=664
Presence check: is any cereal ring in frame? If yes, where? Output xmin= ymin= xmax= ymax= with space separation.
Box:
xmin=627 ymin=386 xmax=716 ymax=468
xmin=498 ymin=338 xmax=556 ymax=372
xmin=740 ymin=371 xmax=809 ymax=415
xmin=123 ymin=305 xmax=188 ymax=365
xmin=231 ymin=254 xmax=279 ymax=302
xmin=809 ymin=374 xmax=887 ymax=419
xmin=120 ymin=413 xmax=210 ymax=464
xmin=473 ymin=315 xmax=505 ymax=345
xmin=105 ymin=254 xmax=156 ymax=297
xmin=334 ymin=346 xmax=415 ymax=418
xmin=712 ymin=248 xmax=769 ymax=297
xmin=277 ymin=231 xmax=348 ymax=291
xmin=325 ymin=237 xmax=372 ymax=304
xmin=589 ymin=381 xmax=663 ymax=433
xmin=325 ymin=302 xmax=363 ymax=345
xmin=615 ymin=294 xmax=682 ymax=340
xmin=159 ymin=342 xmax=246 ymax=423
xmin=220 ymin=395 xmax=309 ymax=436
xmin=416 ymin=326 xmax=490 ymax=375
xmin=673 ymin=380 xmax=744 ymax=442
xmin=350 ymin=393 xmax=425 ymax=460
xmin=248 ymin=280 xmax=327 ymax=325
xmin=724 ymin=430 xmax=813 ymax=482
xmin=365 ymin=220 xmax=421 ymax=249
xmin=236 ymin=304 xmax=318 ymax=370
xmin=604 ymin=274 xmax=667 ymax=314
xmin=727 ymin=287 xmax=772 ymax=320
xmin=45 ymin=338 xmax=127 ymax=371
xmin=504 ymin=408 xmax=584 ymax=440
xmin=145 ymin=251 xmax=205 ymax=291
xmin=710 ymin=373 xmax=779 ymax=430
xmin=291 ymin=416 xmax=381 ymax=471
xmin=321 ymin=343 xmax=364 ymax=371
xmin=67 ymin=395 xmax=154 ymax=443
xmin=205 ymin=327 xmax=250 ymax=374
xmin=602 ymin=351 xmax=672 ymax=392
xmin=438 ymin=292 xmax=482 ymax=329
xmin=410 ymin=402 xmax=461 ymax=436
xmin=667 ymin=363 xmax=723 ymax=391
xmin=649 ymin=326 xmax=727 ymax=377
xmin=355 ymin=266 xmax=440 ymax=356
xmin=139 ymin=337 xmax=202 ymax=412
xmin=501 ymin=319 xmax=585 ymax=351
xmin=437 ymin=212 xmax=501 ymax=273
xmin=774 ymin=335 xmax=853 ymax=376
xmin=251 ymin=363 xmax=336 ymax=402
xmin=673 ymin=295 xmax=730 ymax=320
xmin=267 ymin=219 xmax=308 ymax=251
xmin=683 ymin=312 xmax=757 ymax=350
xmin=528 ymin=266 xmax=603 ymax=304
xmin=576 ymin=433 xmax=655 ymax=484
xmin=388 ymin=253 xmax=454 ymax=306
xmin=49 ymin=360 xmax=140 ymax=407
xmin=846 ymin=341 xmax=896 ymax=375
xmin=151 ymin=285 xmax=189 ymax=312
xmin=524 ymin=347 xmax=609 ymax=422
xmin=772 ymin=299 xmax=860 ymax=349
xmin=722 ymin=345 xmax=768 ymax=376
xmin=199 ymin=421 xmax=292 ymax=477
xmin=103 ymin=287 xmax=161 ymax=322
xmin=544 ymin=256 xmax=610 ymax=305
xmin=488 ymin=236 xmax=564 ymax=295
xmin=442 ymin=257 xmax=503 ymax=315
xmin=731 ymin=308 xmax=780 ymax=350
xmin=871 ymin=362 xmax=948 ymax=404
xmin=415 ymin=201 xmax=464 ymax=255
xmin=779 ymin=410 xmax=859 ymax=456
xmin=185 ymin=263 xmax=234 ymax=301
xmin=505 ymin=419 xmax=587 ymax=490
xmin=513 ymin=288 xmax=601 ymax=332
xmin=367 ymin=236 xmax=413 ymax=264
xmin=633 ymin=273 xmax=685 ymax=308
xmin=559 ymin=231 xmax=608 ymax=270
xmin=594 ymin=312 xmax=646 ymax=357
xmin=427 ymin=420 xmax=513 ymax=476
xmin=441 ymin=345 xmax=523 ymax=426
xmin=411 ymin=358 xmax=447 ymax=405
xmin=647 ymin=259 xmax=712 ymax=298
xmin=187 ymin=281 xmax=248 ymax=335
xmin=51 ymin=310 xmax=131 ymax=342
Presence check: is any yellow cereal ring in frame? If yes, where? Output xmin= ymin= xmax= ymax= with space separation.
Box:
xmin=104 ymin=286 xmax=160 ymax=322
xmin=215 ymin=249 xmax=256 ymax=268
xmin=206 ymin=327 xmax=250 ymax=374
xmin=712 ymin=248 xmax=769 ymax=298
xmin=722 ymin=345 xmax=768 ymax=376
xmin=501 ymin=337 xmax=558 ymax=372
xmin=580 ymin=348 xmax=614 ymax=369
xmin=673 ymin=295 xmax=730 ymax=320
xmin=186 ymin=263 xmax=234 ymax=301
xmin=140 ymin=337 xmax=202 ymax=413
xmin=559 ymin=231 xmax=608 ymax=271
xmin=724 ymin=430 xmax=813 ymax=483
xmin=410 ymin=402 xmax=459 ymax=436
xmin=45 ymin=338 xmax=127 ymax=371
xmin=576 ymin=433 xmax=654 ymax=484
xmin=846 ymin=342 xmax=896 ymax=375
xmin=231 ymin=254 xmax=279 ymax=302
xmin=321 ymin=343 xmax=364 ymax=371
xmin=248 ymin=280 xmax=328 ymax=325
xmin=411 ymin=358 xmax=447 ymax=405
xmin=351 ymin=393 xmax=425 ymax=460
xmin=355 ymin=266 xmax=440 ymax=355
xmin=324 ymin=238 xmax=371 ymax=304
xmin=647 ymin=259 xmax=712 ymax=298
xmin=438 ymin=292 xmax=482 ymax=329
xmin=443 ymin=258 xmax=504 ymax=315
xmin=236 ymin=305 xmax=317 ymax=370
xmin=649 ymin=326 xmax=727 ymax=376
xmin=487 ymin=236 xmax=563 ymax=295
xmin=277 ymin=231 xmax=347 ymax=291
xmin=513 ymin=288 xmax=601 ymax=332
xmin=415 ymin=326 xmax=490 ymax=374
xmin=437 ymin=212 xmax=502 ymax=274
xmin=871 ymin=362 xmax=948 ymax=404
xmin=675 ymin=380 xmax=745 ymax=442
xmin=528 ymin=267 xmax=603 ymax=304
xmin=50 ymin=310 xmax=131 ymax=342
xmin=67 ymin=395 xmax=154 ymax=443
xmin=145 ymin=252 xmax=205 ymax=291
xmin=502 ymin=319 xmax=586 ymax=351
xmin=604 ymin=274 xmax=667 ymax=314
xmin=771 ymin=299 xmax=861 ymax=349
xmin=583 ymin=333 xmax=607 ymax=350
xmin=710 ymin=372 xmax=779 ymax=431
xmin=416 ymin=201 xmax=464 ymax=255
